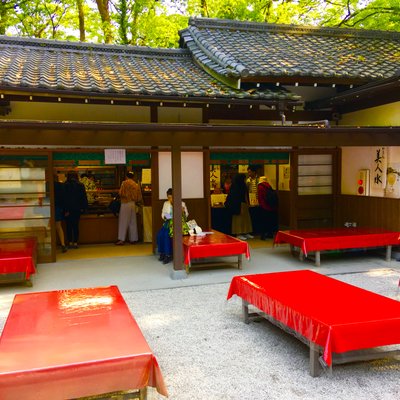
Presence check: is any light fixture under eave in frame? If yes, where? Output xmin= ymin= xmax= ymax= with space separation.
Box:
xmin=85 ymin=99 xmax=88 ymax=103
xmin=0 ymin=94 xmax=4 ymax=99
xmin=110 ymin=100 xmax=114 ymax=104
xmin=160 ymin=102 xmax=163 ymax=106
xmin=136 ymin=101 xmax=140 ymax=106
xmin=313 ymin=83 xmax=318 ymax=87
xmin=58 ymin=97 xmax=61 ymax=102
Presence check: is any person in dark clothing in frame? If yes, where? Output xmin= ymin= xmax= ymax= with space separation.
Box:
xmin=64 ymin=171 xmax=88 ymax=249
xmin=257 ymin=176 xmax=279 ymax=239
xmin=54 ymin=175 xmax=68 ymax=253
xmin=224 ymin=173 xmax=253 ymax=240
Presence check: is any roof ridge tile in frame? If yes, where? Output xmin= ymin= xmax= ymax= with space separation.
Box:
xmin=0 ymin=35 xmax=190 ymax=59
xmin=188 ymin=17 xmax=400 ymax=40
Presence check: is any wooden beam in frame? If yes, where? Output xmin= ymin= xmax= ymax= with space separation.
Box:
xmin=1 ymin=122 xmax=400 ymax=147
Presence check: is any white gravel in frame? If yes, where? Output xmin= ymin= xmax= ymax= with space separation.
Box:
xmin=1 ymin=269 xmax=399 ymax=400
xmin=126 ymin=269 xmax=400 ymax=400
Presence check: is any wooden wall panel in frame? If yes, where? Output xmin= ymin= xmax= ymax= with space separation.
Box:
xmin=278 ymin=191 xmax=291 ymax=228
xmin=336 ymin=195 xmax=400 ymax=230
xmin=296 ymin=195 xmax=334 ymax=229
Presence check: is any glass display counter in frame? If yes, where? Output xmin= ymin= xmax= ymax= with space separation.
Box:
xmin=0 ymin=165 xmax=52 ymax=263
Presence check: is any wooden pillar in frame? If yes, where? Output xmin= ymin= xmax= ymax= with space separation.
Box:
xmin=48 ymin=150 xmax=56 ymax=263
xmin=170 ymin=144 xmax=187 ymax=279
xmin=151 ymin=149 xmax=159 ymax=254
xmin=203 ymin=148 xmax=211 ymax=230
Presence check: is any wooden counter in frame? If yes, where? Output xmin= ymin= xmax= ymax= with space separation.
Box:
xmin=79 ymin=212 xmax=144 ymax=244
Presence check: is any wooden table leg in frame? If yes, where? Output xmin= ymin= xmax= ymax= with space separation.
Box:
xmin=315 ymin=251 xmax=321 ymax=267
xmin=309 ymin=342 xmax=322 ymax=377
xmin=238 ymin=254 xmax=243 ymax=270
xmin=386 ymin=245 xmax=392 ymax=262
xmin=242 ymin=299 xmax=250 ymax=324
xmin=139 ymin=387 xmax=148 ymax=400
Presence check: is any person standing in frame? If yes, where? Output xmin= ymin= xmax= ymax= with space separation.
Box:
xmin=64 ymin=171 xmax=88 ymax=249
xmin=225 ymin=173 xmax=253 ymax=240
xmin=157 ymin=188 xmax=189 ymax=264
xmin=54 ymin=175 xmax=67 ymax=253
xmin=115 ymin=171 xmax=143 ymax=245
xmin=246 ymin=165 xmax=260 ymax=237
xmin=257 ymin=176 xmax=279 ymax=239
xmin=80 ymin=172 xmax=97 ymax=204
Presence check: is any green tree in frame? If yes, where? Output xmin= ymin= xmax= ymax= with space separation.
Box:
xmin=113 ymin=0 xmax=186 ymax=47
xmin=186 ymin=0 xmax=400 ymax=30
xmin=95 ymin=0 xmax=113 ymax=43
xmin=13 ymin=0 xmax=76 ymax=39
xmin=118 ymin=0 xmax=129 ymax=44
xmin=1 ymin=0 xmax=399 ymax=46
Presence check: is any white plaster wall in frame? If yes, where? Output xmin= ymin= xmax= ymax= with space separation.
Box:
xmin=339 ymin=102 xmax=400 ymax=126
xmin=341 ymin=146 xmax=400 ymax=197
xmin=158 ymin=151 xmax=204 ymax=200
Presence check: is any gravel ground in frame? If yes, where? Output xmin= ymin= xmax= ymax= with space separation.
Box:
xmin=1 ymin=269 xmax=399 ymax=400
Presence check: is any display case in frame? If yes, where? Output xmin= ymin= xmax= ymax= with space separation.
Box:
xmin=0 ymin=162 xmax=52 ymax=263
xmin=55 ymin=166 xmax=121 ymax=215
xmin=54 ymin=164 xmax=150 ymax=244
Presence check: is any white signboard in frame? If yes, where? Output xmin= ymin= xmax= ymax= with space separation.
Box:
xmin=104 ymin=149 xmax=126 ymax=165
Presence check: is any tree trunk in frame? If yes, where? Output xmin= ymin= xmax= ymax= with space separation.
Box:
xmin=95 ymin=0 xmax=113 ymax=44
xmin=76 ymin=0 xmax=86 ymax=42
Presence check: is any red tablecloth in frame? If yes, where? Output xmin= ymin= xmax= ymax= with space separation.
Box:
xmin=183 ymin=230 xmax=250 ymax=266
xmin=0 ymin=237 xmax=37 ymax=279
xmin=0 ymin=286 xmax=168 ymax=399
xmin=274 ymin=227 xmax=400 ymax=256
xmin=227 ymin=270 xmax=400 ymax=366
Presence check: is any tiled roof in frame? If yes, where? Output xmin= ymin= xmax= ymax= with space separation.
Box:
xmin=0 ymin=36 xmax=300 ymax=103
xmin=179 ymin=18 xmax=400 ymax=84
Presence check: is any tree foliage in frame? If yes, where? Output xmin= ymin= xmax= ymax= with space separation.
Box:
xmin=0 ymin=0 xmax=398 ymax=47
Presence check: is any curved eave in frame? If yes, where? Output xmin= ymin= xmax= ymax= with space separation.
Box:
xmin=0 ymin=86 xmax=303 ymax=108
xmin=308 ymin=75 xmax=400 ymax=112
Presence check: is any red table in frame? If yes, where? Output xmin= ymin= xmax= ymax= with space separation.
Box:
xmin=0 ymin=237 xmax=37 ymax=285
xmin=274 ymin=227 xmax=400 ymax=266
xmin=227 ymin=270 xmax=400 ymax=376
xmin=0 ymin=286 xmax=168 ymax=399
xmin=182 ymin=230 xmax=250 ymax=272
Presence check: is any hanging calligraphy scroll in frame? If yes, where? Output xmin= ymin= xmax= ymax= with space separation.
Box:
xmin=371 ymin=147 xmax=387 ymax=190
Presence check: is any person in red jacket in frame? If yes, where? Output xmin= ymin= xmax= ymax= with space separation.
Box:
xmin=257 ymin=176 xmax=279 ymax=240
